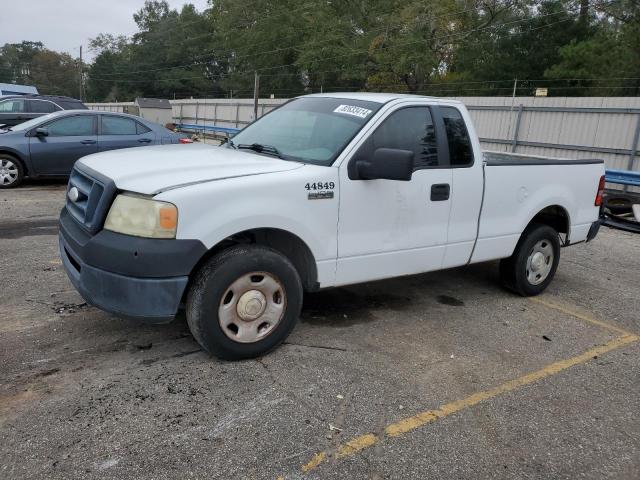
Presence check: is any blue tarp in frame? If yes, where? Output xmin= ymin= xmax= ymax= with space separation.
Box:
xmin=0 ymin=83 xmax=39 ymax=96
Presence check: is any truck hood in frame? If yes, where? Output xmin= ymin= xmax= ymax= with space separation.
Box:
xmin=77 ymin=143 xmax=303 ymax=195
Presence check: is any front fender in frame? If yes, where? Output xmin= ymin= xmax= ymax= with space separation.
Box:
xmin=154 ymin=165 xmax=340 ymax=285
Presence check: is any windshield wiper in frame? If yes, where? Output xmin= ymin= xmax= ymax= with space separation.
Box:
xmin=227 ymin=139 xmax=237 ymax=149
xmin=237 ymin=143 xmax=285 ymax=159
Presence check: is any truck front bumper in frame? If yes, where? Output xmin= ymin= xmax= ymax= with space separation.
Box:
xmin=59 ymin=208 xmax=207 ymax=323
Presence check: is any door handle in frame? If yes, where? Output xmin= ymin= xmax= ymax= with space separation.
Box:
xmin=81 ymin=139 xmax=96 ymax=145
xmin=138 ymin=138 xmax=152 ymax=143
xmin=430 ymin=183 xmax=450 ymax=201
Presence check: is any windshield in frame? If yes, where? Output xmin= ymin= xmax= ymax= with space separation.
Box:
xmin=11 ymin=113 xmax=57 ymax=131
xmin=229 ymin=97 xmax=382 ymax=166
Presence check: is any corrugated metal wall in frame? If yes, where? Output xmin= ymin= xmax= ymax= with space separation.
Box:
xmin=86 ymin=102 xmax=135 ymax=112
xmin=459 ymin=97 xmax=640 ymax=174
xmin=87 ymin=96 xmax=640 ymax=181
xmin=168 ymin=98 xmax=287 ymax=130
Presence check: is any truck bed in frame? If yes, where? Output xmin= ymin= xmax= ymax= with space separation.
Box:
xmin=469 ymin=151 xmax=604 ymax=263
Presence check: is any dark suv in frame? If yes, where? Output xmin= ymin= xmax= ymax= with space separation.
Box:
xmin=0 ymin=95 xmax=87 ymax=127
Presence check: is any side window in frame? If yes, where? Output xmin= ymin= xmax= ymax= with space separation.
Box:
xmin=0 ymin=99 xmax=25 ymax=113
xmin=102 ymin=116 xmax=137 ymax=135
xmin=56 ymin=100 xmax=87 ymax=110
xmin=136 ymin=122 xmax=152 ymax=134
xmin=441 ymin=107 xmax=473 ymax=167
xmin=29 ymin=100 xmax=56 ymax=114
xmin=47 ymin=116 xmax=95 ymax=136
xmin=370 ymin=107 xmax=438 ymax=169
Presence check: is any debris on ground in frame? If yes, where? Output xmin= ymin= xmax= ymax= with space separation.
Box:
xmin=52 ymin=301 xmax=87 ymax=315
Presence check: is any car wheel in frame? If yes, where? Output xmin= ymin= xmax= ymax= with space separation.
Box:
xmin=0 ymin=155 xmax=24 ymax=189
xmin=186 ymin=245 xmax=303 ymax=360
xmin=499 ymin=223 xmax=560 ymax=297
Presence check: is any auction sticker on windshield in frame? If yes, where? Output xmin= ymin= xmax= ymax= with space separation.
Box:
xmin=333 ymin=104 xmax=373 ymax=119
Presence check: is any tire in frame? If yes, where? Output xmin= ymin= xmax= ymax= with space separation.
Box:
xmin=499 ymin=223 xmax=560 ymax=297
xmin=0 ymin=154 xmax=24 ymax=189
xmin=603 ymin=194 xmax=634 ymax=216
xmin=186 ymin=245 xmax=303 ymax=360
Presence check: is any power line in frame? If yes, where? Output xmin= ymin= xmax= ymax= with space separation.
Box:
xmin=85 ymin=10 xmax=574 ymax=84
xmin=86 ymin=3 xmax=493 ymax=78
xmin=91 ymin=1 xmax=340 ymax=71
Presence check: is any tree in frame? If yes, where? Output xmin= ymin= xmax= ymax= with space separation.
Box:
xmin=0 ymin=41 xmax=46 ymax=84
xmin=0 ymin=41 xmax=79 ymax=98
xmin=545 ymin=0 xmax=640 ymax=95
xmin=449 ymin=1 xmax=595 ymax=96
xmin=76 ymin=0 xmax=640 ymax=100
xmin=209 ymin=0 xmax=310 ymax=96
xmin=86 ymin=1 xmax=223 ymax=101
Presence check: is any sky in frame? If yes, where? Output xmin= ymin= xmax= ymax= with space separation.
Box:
xmin=0 ymin=0 xmax=211 ymax=61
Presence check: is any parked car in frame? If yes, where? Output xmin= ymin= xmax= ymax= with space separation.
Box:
xmin=0 ymin=110 xmax=191 ymax=188
xmin=58 ymin=93 xmax=604 ymax=360
xmin=0 ymin=95 xmax=87 ymax=128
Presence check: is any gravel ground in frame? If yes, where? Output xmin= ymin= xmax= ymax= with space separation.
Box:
xmin=1 ymin=179 xmax=638 ymax=480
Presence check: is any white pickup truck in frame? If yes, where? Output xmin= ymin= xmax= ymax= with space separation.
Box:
xmin=59 ymin=93 xmax=605 ymax=359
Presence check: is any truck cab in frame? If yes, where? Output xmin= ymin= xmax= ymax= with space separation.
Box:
xmin=59 ymin=93 xmax=604 ymax=359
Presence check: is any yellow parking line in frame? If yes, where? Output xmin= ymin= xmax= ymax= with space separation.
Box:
xmin=529 ymin=297 xmax=634 ymax=336
xmin=298 ymin=334 xmax=638 ymax=475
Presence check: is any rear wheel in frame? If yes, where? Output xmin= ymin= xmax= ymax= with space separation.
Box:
xmin=499 ymin=223 xmax=560 ymax=296
xmin=186 ymin=245 xmax=303 ymax=360
xmin=0 ymin=155 xmax=24 ymax=189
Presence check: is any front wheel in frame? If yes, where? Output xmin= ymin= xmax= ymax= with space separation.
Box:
xmin=186 ymin=245 xmax=303 ymax=360
xmin=0 ymin=155 xmax=24 ymax=189
xmin=499 ymin=223 xmax=560 ymax=296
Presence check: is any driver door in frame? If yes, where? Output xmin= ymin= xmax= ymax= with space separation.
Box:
xmin=335 ymin=104 xmax=452 ymax=286
xmin=29 ymin=115 xmax=98 ymax=175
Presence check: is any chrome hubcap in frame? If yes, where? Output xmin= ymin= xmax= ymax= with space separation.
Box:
xmin=526 ymin=240 xmax=554 ymax=285
xmin=218 ymin=272 xmax=286 ymax=343
xmin=0 ymin=159 xmax=18 ymax=185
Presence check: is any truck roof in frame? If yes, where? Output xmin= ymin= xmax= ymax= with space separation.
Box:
xmin=303 ymin=92 xmax=461 ymax=104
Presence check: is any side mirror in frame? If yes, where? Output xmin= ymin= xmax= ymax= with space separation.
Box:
xmin=34 ymin=127 xmax=49 ymax=137
xmin=356 ymin=148 xmax=414 ymax=181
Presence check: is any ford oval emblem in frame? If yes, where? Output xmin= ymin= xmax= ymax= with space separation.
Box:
xmin=68 ymin=187 xmax=80 ymax=203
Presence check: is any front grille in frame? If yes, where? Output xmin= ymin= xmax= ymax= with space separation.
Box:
xmin=65 ymin=166 xmax=116 ymax=235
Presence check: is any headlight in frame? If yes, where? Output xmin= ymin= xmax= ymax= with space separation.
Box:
xmin=104 ymin=193 xmax=178 ymax=239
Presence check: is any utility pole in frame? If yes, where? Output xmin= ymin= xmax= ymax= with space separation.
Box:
xmin=253 ymin=71 xmax=260 ymax=121
xmin=78 ymin=45 xmax=83 ymax=101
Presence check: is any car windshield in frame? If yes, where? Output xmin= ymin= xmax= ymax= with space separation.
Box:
xmin=228 ymin=97 xmax=382 ymax=166
xmin=11 ymin=113 xmax=58 ymax=131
